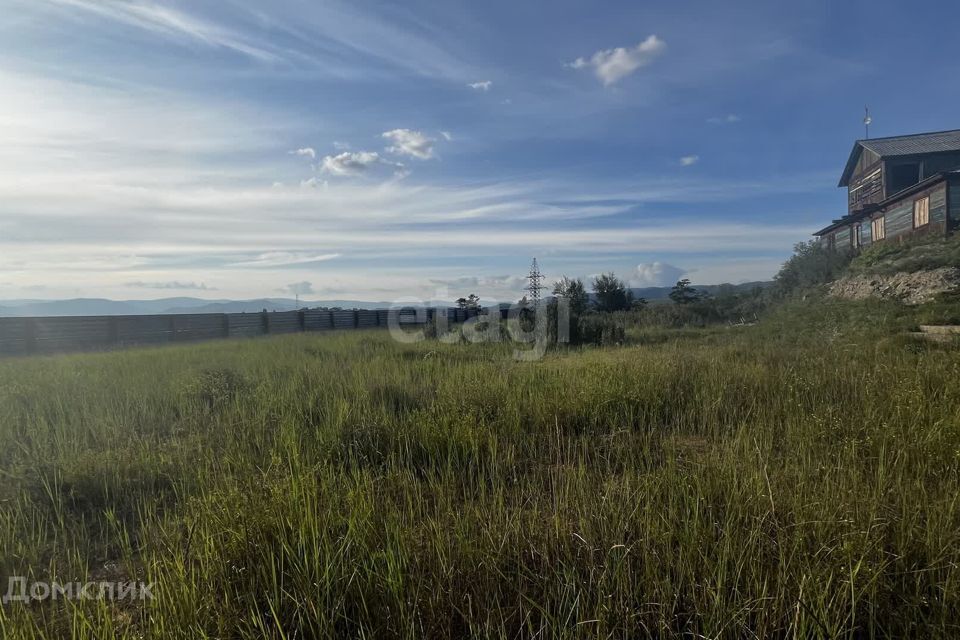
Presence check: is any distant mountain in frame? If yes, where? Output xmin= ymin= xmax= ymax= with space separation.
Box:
xmin=628 ymin=281 xmax=771 ymax=302
xmin=0 ymin=283 xmax=771 ymax=318
xmin=0 ymin=298 xmax=151 ymax=317
xmin=0 ymin=297 xmax=402 ymax=317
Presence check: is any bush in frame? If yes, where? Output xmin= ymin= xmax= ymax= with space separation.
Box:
xmin=773 ymin=241 xmax=853 ymax=297
xmin=575 ymin=312 xmax=626 ymax=346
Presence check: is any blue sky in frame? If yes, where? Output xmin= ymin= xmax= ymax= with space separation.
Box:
xmin=1 ymin=0 xmax=958 ymax=302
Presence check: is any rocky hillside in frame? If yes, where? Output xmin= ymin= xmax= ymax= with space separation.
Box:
xmin=829 ymin=235 xmax=960 ymax=305
xmin=830 ymin=267 xmax=960 ymax=305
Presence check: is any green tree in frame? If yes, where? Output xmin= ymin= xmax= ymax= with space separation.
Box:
xmin=456 ymin=294 xmax=480 ymax=310
xmin=669 ymin=279 xmax=702 ymax=305
xmin=592 ymin=272 xmax=632 ymax=312
xmin=774 ymin=241 xmax=853 ymax=297
xmin=552 ymin=276 xmax=589 ymax=315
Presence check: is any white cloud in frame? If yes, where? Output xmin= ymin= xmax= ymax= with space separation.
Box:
xmin=468 ymin=80 xmax=493 ymax=91
xmin=680 ymin=155 xmax=700 ymax=167
xmin=319 ymin=151 xmax=406 ymax=177
xmin=0 ymin=66 xmax=815 ymax=299
xmin=279 ymin=281 xmax=315 ymax=296
xmin=708 ymin=114 xmax=741 ymax=124
xmin=382 ymin=129 xmax=436 ymax=159
xmin=630 ymin=262 xmax=686 ymax=287
xmin=568 ymin=35 xmax=666 ymax=86
xmin=290 ymin=147 xmax=316 ymax=159
xmin=440 ymin=131 xmax=453 ymax=141
xmin=332 ymin=141 xmax=351 ymax=150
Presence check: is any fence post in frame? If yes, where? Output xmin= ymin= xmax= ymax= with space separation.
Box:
xmin=262 ymin=310 xmax=270 ymax=335
xmin=298 ymin=310 xmax=306 ymax=332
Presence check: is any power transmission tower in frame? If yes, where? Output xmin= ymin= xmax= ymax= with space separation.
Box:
xmin=526 ymin=258 xmax=544 ymax=306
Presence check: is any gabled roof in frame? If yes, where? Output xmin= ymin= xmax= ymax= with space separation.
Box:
xmin=838 ymin=128 xmax=960 ymax=187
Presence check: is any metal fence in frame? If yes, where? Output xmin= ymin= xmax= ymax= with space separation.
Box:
xmin=0 ymin=307 xmax=482 ymax=357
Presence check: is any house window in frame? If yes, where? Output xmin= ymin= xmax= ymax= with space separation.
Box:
xmin=872 ymin=216 xmax=885 ymax=241
xmin=914 ymin=196 xmax=930 ymax=228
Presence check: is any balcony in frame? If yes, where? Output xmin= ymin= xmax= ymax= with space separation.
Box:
xmin=848 ymin=163 xmax=883 ymax=211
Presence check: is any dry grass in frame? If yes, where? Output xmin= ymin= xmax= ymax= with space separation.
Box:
xmin=1 ymin=301 xmax=959 ymax=638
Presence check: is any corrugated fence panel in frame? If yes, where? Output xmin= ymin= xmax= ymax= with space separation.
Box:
xmin=0 ymin=318 xmax=31 ymax=355
xmin=35 ymin=317 xmax=112 ymax=352
xmin=398 ymin=310 xmax=424 ymax=325
xmin=269 ymin=311 xmax=301 ymax=334
xmin=304 ymin=309 xmax=333 ymax=330
xmin=332 ymin=310 xmax=356 ymax=329
xmin=357 ymin=310 xmax=378 ymax=328
xmin=0 ymin=307 xmax=481 ymax=356
xmin=174 ymin=314 xmax=225 ymax=341
xmin=117 ymin=315 xmax=174 ymax=345
xmin=227 ymin=314 xmax=264 ymax=338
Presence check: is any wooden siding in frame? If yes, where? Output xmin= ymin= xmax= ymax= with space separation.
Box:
xmin=877 ymin=182 xmax=947 ymax=241
xmin=0 ymin=307 xmax=471 ymax=357
xmin=853 ymin=147 xmax=881 ymax=178
xmin=835 ymin=227 xmax=851 ymax=247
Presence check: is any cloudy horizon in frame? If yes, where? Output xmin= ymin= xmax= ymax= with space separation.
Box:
xmin=1 ymin=0 xmax=956 ymax=302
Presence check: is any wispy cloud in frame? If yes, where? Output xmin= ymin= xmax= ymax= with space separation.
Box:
xmin=47 ymin=0 xmax=282 ymax=62
xmin=680 ymin=155 xmax=700 ymax=167
xmin=707 ymin=114 xmax=741 ymax=124
xmin=228 ymin=252 xmax=342 ymax=268
xmin=278 ymin=281 xmax=314 ymax=296
xmin=468 ymin=80 xmax=493 ymax=91
xmin=125 ymin=280 xmax=216 ymax=290
xmin=568 ymin=35 xmax=666 ymax=85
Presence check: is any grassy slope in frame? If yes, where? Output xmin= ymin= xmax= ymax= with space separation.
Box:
xmin=1 ymin=300 xmax=959 ymax=638
xmin=848 ymin=232 xmax=960 ymax=277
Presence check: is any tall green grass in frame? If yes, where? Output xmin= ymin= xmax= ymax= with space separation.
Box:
xmin=1 ymin=300 xmax=959 ymax=638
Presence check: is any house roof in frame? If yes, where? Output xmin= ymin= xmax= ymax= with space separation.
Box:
xmin=813 ymin=213 xmax=866 ymax=237
xmin=838 ymin=128 xmax=960 ymax=187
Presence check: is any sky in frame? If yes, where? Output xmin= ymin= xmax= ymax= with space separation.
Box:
xmin=1 ymin=0 xmax=959 ymax=303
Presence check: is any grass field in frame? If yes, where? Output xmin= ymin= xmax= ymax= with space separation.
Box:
xmin=2 ymin=300 xmax=960 ymax=638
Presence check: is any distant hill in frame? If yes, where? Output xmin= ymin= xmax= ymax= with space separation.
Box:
xmin=0 ymin=297 xmax=404 ymax=317
xmin=0 ymin=283 xmax=772 ymax=318
xmin=628 ymin=281 xmax=771 ymax=302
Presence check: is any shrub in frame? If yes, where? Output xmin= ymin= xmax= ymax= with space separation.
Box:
xmin=773 ymin=241 xmax=853 ymax=296
xmin=576 ymin=312 xmax=626 ymax=345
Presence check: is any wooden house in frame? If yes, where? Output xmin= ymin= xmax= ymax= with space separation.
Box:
xmin=816 ymin=129 xmax=960 ymax=248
